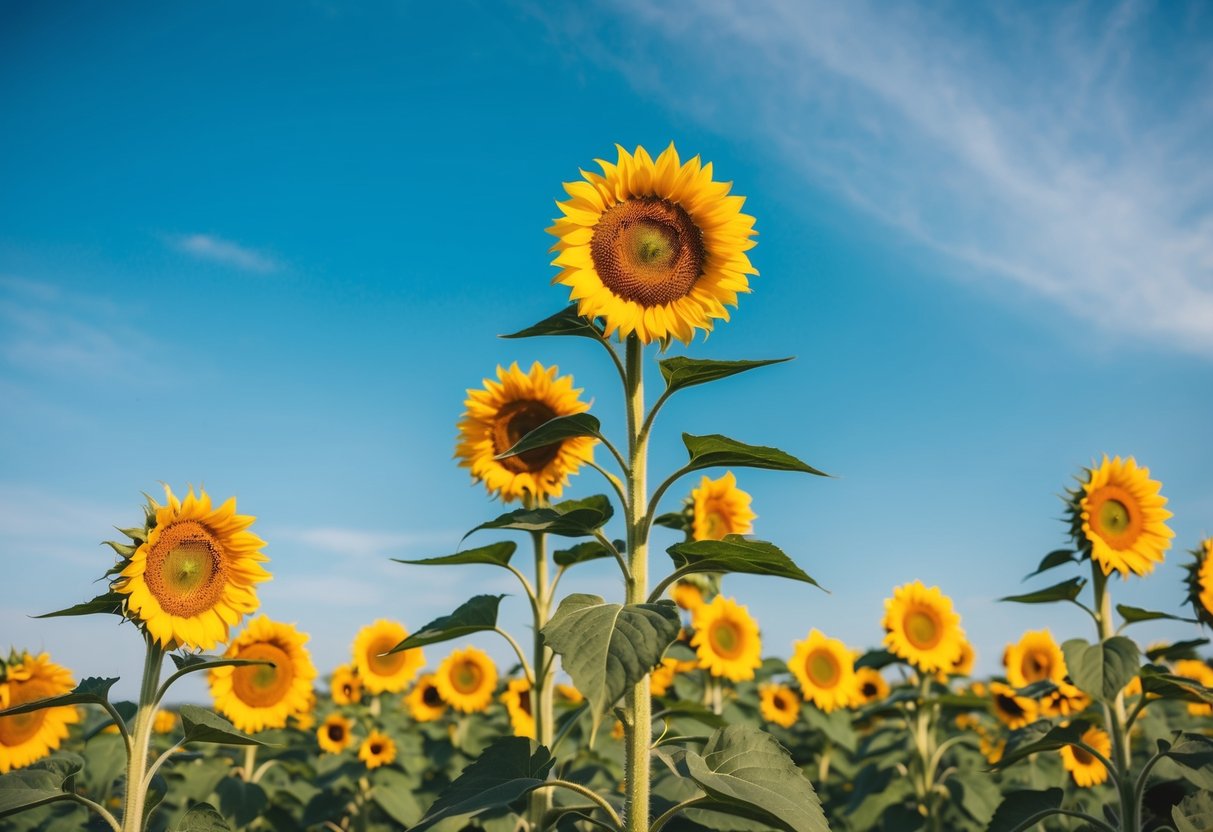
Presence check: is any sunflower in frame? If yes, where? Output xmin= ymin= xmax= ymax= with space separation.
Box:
xmin=317 ymin=713 xmax=355 ymax=754
xmin=455 ymin=362 xmax=597 ymax=503
xmin=434 ymin=647 xmax=497 ymax=713
xmin=989 ymin=682 xmax=1039 ymax=729
xmin=1174 ymin=660 xmax=1213 ymax=716
xmin=111 ymin=485 xmax=269 ymax=651
xmin=1186 ymin=538 xmax=1213 ymax=626
xmin=555 ymin=683 xmax=584 ymax=705
xmin=501 ymin=678 xmax=536 ymax=739
xmin=691 ymin=473 xmax=756 ymax=541
xmin=548 ymin=143 xmax=758 ymax=345
xmin=1060 ymin=727 xmax=1111 ymax=788
xmin=0 ymin=652 xmax=80 ymax=774
xmin=758 ymin=683 xmax=800 ymax=728
xmin=789 ymin=630 xmax=861 ymax=712
xmin=854 ymin=668 xmax=890 ymax=705
xmin=406 ymin=674 xmax=447 ymax=722
xmin=329 ymin=664 xmax=361 ymax=705
xmin=950 ymin=640 xmax=976 ymax=677
xmin=153 ymin=709 xmax=176 ymax=735
xmin=649 ymin=658 xmax=682 ymax=697
xmin=358 ymin=730 xmax=396 ymax=770
xmin=352 ymin=620 xmax=424 ymax=695
xmin=881 ymin=581 xmax=965 ymax=673
xmin=691 ymin=596 xmax=762 ymax=681
xmin=980 ymin=731 xmax=1006 ymax=765
xmin=1004 ymin=630 xmax=1066 ymax=689
xmin=670 ymin=581 xmax=705 ymax=613
xmin=208 ymin=616 xmax=317 ymax=734
xmin=1041 ymin=682 xmax=1091 ymax=718
xmin=1072 ymin=456 xmax=1173 ymax=578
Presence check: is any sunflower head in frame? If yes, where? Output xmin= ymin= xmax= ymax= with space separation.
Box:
xmin=153 ymin=709 xmax=177 ymax=735
xmin=948 ymin=640 xmax=976 ymax=678
xmin=1040 ymin=681 xmax=1091 ymax=718
xmin=854 ymin=668 xmax=890 ymax=705
xmin=548 ymin=143 xmax=758 ymax=345
xmin=1174 ymin=660 xmax=1213 ymax=716
xmin=555 ymin=683 xmax=584 ymax=706
xmin=1060 ymin=726 xmax=1111 ymax=788
xmin=758 ymin=683 xmax=800 ymax=728
xmin=649 ymin=657 xmax=682 ymax=698
xmin=691 ymin=472 xmax=756 ymax=541
xmin=1183 ymin=538 xmax=1213 ymax=628
xmin=1003 ymin=630 xmax=1066 ymax=689
xmin=0 ymin=651 xmax=80 ymax=773
xmin=352 ymin=620 xmax=424 ymax=694
xmin=329 ymin=664 xmax=362 ymax=705
xmin=670 ymin=580 xmax=706 ymax=613
xmin=881 ymin=581 xmax=965 ymax=674
xmin=110 ymin=485 xmax=270 ymax=651
xmin=317 ymin=713 xmax=355 ymax=754
xmin=989 ymin=681 xmax=1039 ymax=729
xmin=406 ymin=674 xmax=448 ymax=722
xmin=690 ymin=596 xmax=762 ymax=682
xmin=1068 ymin=456 xmax=1174 ymax=578
xmin=501 ymin=678 xmax=535 ymax=739
xmin=359 ymin=730 xmax=397 ymax=770
xmin=208 ymin=616 xmax=317 ymax=734
xmin=434 ymin=647 xmax=498 ymax=713
xmin=455 ymin=362 xmax=597 ymax=503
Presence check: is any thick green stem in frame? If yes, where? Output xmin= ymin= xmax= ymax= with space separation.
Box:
xmin=121 ymin=635 xmax=164 ymax=832
xmin=1092 ymin=566 xmax=1135 ymax=830
xmin=529 ymin=529 xmax=555 ymax=832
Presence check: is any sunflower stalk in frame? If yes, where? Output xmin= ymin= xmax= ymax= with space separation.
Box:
xmin=121 ymin=634 xmax=165 ymax=832
xmin=1091 ymin=565 xmax=1136 ymax=831
xmin=528 ymin=526 xmax=555 ymax=832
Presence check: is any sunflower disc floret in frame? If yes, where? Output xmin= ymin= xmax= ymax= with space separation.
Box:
xmin=434 ymin=647 xmax=497 ymax=713
xmin=1070 ymin=455 xmax=1173 ymax=578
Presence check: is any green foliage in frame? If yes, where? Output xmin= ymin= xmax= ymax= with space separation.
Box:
xmin=657 ymin=356 xmax=792 ymax=396
xmin=0 ymin=754 xmax=83 ymax=818
xmin=389 ymin=594 xmax=505 ymax=652
xmin=994 ymin=720 xmax=1090 ymax=770
xmin=1173 ymin=790 xmax=1213 ymax=832
xmin=395 ymin=541 xmax=518 ymax=568
xmin=494 ymin=413 xmax=602 ymax=460
xmin=664 ymin=536 xmax=822 ymax=589
xmin=470 ymin=495 xmax=614 ymax=538
xmin=681 ymin=434 xmax=829 ymax=477
xmin=553 ymin=541 xmax=619 ymax=567
xmin=501 ymin=305 xmax=605 ymax=341
xmin=1062 ymin=636 xmax=1140 ymax=702
xmin=0 ymin=677 xmax=118 ymax=718
xmin=987 ymin=788 xmax=1064 ymax=832
xmin=34 ymin=592 xmax=126 ymax=619
xmin=999 ymin=576 xmax=1085 ymax=604
xmin=1118 ymin=604 xmax=1197 ymax=625
xmin=179 ymin=705 xmax=266 ymax=747
xmin=1022 ymin=549 xmax=1077 ymax=579
xmin=173 ymin=803 xmax=232 ymax=832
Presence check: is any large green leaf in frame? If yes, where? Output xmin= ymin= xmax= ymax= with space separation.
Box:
xmin=1147 ymin=639 xmax=1209 ymax=663
xmin=0 ymin=754 xmax=83 ymax=818
xmin=216 ymin=778 xmax=266 ymax=828
xmin=553 ymin=541 xmax=618 ymax=568
xmin=173 ymin=803 xmax=232 ymax=832
xmin=1141 ymin=666 xmax=1213 ymax=704
xmin=1163 ymin=733 xmax=1213 ymax=788
xmin=371 ymin=768 xmax=423 ymax=828
xmin=389 ymin=595 xmax=504 ymax=653
xmin=987 ymin=788 xmax=1064 ymax=832
xmin=411 ymin=737 xmax=554 ymax=832
xmin=0 ymin=677 xmax=118 ymax=718
xmin=469 ymin=495 xmax=614 ymax=538
xmin=999 ymin=577 xmax=1085 ymax=604
xmin=395 ymin=541 xmax=517 ymax=568
xmin=1062 ymin=637 xmax=1140 ymax=702
xmin=664 ymin=537 xmax=821 ymax=589
xmin=994 ymin=720 xmax=1089 ymax=770
xmin=658 ymin=357 xmax=792 ymax=395
xmin=179 ymin=705 xmax=265 ymax=747
xmin=501 ymin=305 xmax=604 ymax=341
xmin=34 ymin=592 xmax=126 ymax=619
xmin=1173 ymin=790 xmax=1213 ymax=832
xmin=541 ymin=594 xmax=680 ymax=734
xmin=681 ymin=434 xmax=829 ymax=477
xmin=495 ymin=414 xmax=601 ymax=460
xmin=944 ymin=771 xmax=1001 ymax=825
xmin=684 ymin=724 xmax=829 ymax=832
xmin=1023 ymin=549 xmax=1077 ymax=580
xmin=1117 ymin=604 xmax=1197 ymax=625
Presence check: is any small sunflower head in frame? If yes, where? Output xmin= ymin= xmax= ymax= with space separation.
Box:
xmin=1066 ymin=456 xmax=1174 ymax=578
xmin=1183 ymin=538 xmax=1213 ymax=628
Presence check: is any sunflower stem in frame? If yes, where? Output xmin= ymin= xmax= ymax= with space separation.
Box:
xmin=528 ymin=528 xmax=555 ymax=832
xmin=121 ymin=634 xmax=164 ymax=832
xmin=242 ymin=744 xmax=257 ymax=782
xmin=1092 ymin=565 xmax=1135 ymax=831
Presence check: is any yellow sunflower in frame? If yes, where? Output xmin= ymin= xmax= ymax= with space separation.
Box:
xmin=406 ymin=674 xmax=447 ymax=722
xmin=670 ymin=580 xmax=705 ymax=614
xmin=548 ymin=143 xmax=758 ymax=345
xmin=0 ymin=652 xmax=80 ymax=774
xmin=434 ymin=647 xmax=497 ymax=713
xmin=317 ymin=713 xmax=355 ymax=754
xmin=691 ymin=472 xmax=756 ymax=541
xmin=854 ymin=668 xmax=890 ymax=705
xmin=989 ymin=682 xmax=1039 ymax=729
xmin=352 ymin=620 xmax=424 ymax=695
xmin=758 ymin=683 xmax=800 ymax=728
xmin=329 ymin=664 xmax=361 ymax=705
xmin=788 ymin=630 xmax=860 ymax=712
xmin=1075 ymin=456 xmax=1173 ymax=578
xmin=980 ymin=731 xmax=1006 ymax=765
xmin=1174 ymin=660 xmax=1213 ymax=716
xmin=208 ymin=616 xmax=317 ymax=734
xmin=1004 ymin=629 xmax=1066 ymax=689
xmin=555 ymin=683 xmax=584 ymax=706
xmin=1060 ymin=727 xmax=1111 ymax=788
xmin=649 ymin=658 xmax=682 ymax=697
xmin=358 ymin=730 xmax=396 ymax=770
xmin=881 ymin=581 xmax=965 ymax=673
xmin=950 ymin=640 xmax=976 ymax=677
xmin=501 ymin=678 xmax=535 ymax=739
xmin=1192 ymin=538 xmax=1213 ymax=622
xmin=690 ymin=596 xmax=762 ymax=681
xmin=1041 ymin=682 xmax=1091 ymax=718
xmin=112 ymin=485 xmax=269 ymax=651
xmin=455 ymin=362 xmax=597 ymax=503
xmin=153 ymin=709 xmax=176 ymax=735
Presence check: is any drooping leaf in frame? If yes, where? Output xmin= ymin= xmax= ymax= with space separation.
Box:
xmin=34 ymin=592 xmax=125 ymax=619
xmin=495 ymin=414 xmax=601 ymax=460
xmin=1163 ymin=733 xmax=1213 ymax=786
xmin=684 ymin=724 xmax=830 ymax=832
xmin=994 ymin=720 xmax=1089 ymax=770
xmin=1023 ymin=549 xmax=1077 ymax=580
xmin=1117 ymin=604 xmax=1198 ymax=625
xmin=1173 ymin=790 xmax=1213 ymax=832
xmin=411 ymin=737 xmax=554 ymax=832
xmin=179 ymin=705 xmax=265 ymax=747
xmin=1141 ymin=666 xmax=1213 ymax=704
xmin=0 ymin=677 xmax=118 ymax=718
xmin=469 ymin=495 xmax=614 ymax=539
xmin=553 ymin=541 xmax=618 ymax=568
xmin=1062 ymin=637 xmax=1140 ymax=702
xmin=682 ymin=434 xmax=829 ymax=477
xmin=173 ymin=802 xmax=232 ymax=832
xmin=658 ymin=357 xmax=793 ymax=396
xmin=987 ymin=789 xmax=1065 ymax=832
xmin=541 ymin=594 xmax=680 ymax=734
xmin=999 ymin=577 xmax=1085 ymax=605
xmin=501 ymin=305 xmax=605 ymax=341
xmin=389 ymin=595 xmax=504 ymax=653
xmin=395 ymin=541 xmax=517 ymax=568
xmin=0 ymin=754 xmax=83 ymax=817
xmin=1148 ymin=639 xmax=1209 ymax=663
xmin=665 ymin=537 xmax=822 ymax=589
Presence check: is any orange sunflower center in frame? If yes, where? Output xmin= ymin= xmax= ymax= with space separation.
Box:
xmin=702 ymin=509 xmax=729 ymax=540
xmin=422 ymin=684 xmax=444 ymax=708
xmin=1021 ymin=650 xmax=1053 ymax=683
xmin=805 ymin=650 xmax=841 ymax=688
xmin=145 ymin=520 xmax=228 ymax=618
xmin=492 ymin=400 xmax=560 ymax=474
xmin=708 ymin=619 xmax=745 ymax=660
xmin=590 ymin=197 xmax=705 ymax=307
xmin=365 ymin=635 xmax=408 ymax=678
xmin=0 ymin=679 xmax=55 ymax=747
xmin=1087 ymin=485 xmax=1142 ymax=548
xmin=450 ymin=660 xmax=485 ymax=695
xmin=231 ymin=643 xmax=294 ymax=708
xmin=904 ymin=609 xmax=942 ymax=650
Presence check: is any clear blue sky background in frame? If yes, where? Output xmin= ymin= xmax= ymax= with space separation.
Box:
xmin=3 ymin=1 xmax=1211 ymax=703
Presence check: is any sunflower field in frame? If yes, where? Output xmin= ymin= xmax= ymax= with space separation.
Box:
xmin=4 ymin=143 xmax=1213 ymax=832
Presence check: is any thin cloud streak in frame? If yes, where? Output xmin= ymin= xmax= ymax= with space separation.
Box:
xmin=170 ymin=233 xmax=281 ymax=274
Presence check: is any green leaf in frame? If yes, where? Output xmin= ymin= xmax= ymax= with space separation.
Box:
xmin=553 ymin=541 xmax=618 ymax=567
xmin=1141 ymin=667 xmax=1213 ymax=704
xmin=541 ymin=594 xmax=680 ymax=735
xmin=34 ymin=592 xmax=125 ymax=619
xmin=495 ymin=413 xmax=601 ymax=460
xmin=1164 ymin=733 xmax=1213 ymax=783
xmin=411 ymin=737 xmax=554 ymax=832
xmin=684 ymin=724 xmax=829 ymax=832
xmin=173 ymin=803 xmax=232 ymax=832
xmin=854 ymin=649 xmax=898 ymax=670
xmin=658 ymin=356 xmax=793 ymax=396
xmin=1062 ymin=637 xmax=1140 ymax=702
xmin=179 ymin=705 xmax=265 ymax=747
xmin=469 ymin=495 xmax=613 ymax=539
xmin=944 ymin=772 xmax=1002 ymax=825
xmin=389 ymin=595 xmax=504 ymax=653
xmin=652 ymin=512 xmax=689 ymax=532
xmin=0 ymin=754 xmax=84 ymax=818
xmin=216 ymin=778 xmax=266 ymax=828
xmin=1173 ymin=790 xmax=1213 ymax=832
xmin=502 ymin=305 xmax=604 ymax=341
xmin=1117 ymin=604 xmax=1198 ymax=625
xmin=665 ymin=536 xmax=822 ymax=589
xmin=395 ymin=541 xmax=517 ymax=568
xmin=999 ymin=577 xmax=1085 ymax=604
xmin=994 ymin=720 xmax=1089 ymax=770
xmin=803 ymin=705 xmax=856 ymax=752
xmin=1148 ymin=639 xmax=1209 ymax=663
xmin=371 ymin=768 xmax=423 ymax=828
xmin=987 ymin=788 xmax=1064 ymax=832
xmin=0 ymin=677 xmax=118 ymax=718
xmin=682 ymin=434 xmax=829 ymax=477
xmin=1023 ymin=549 xmax=1077 ymax=580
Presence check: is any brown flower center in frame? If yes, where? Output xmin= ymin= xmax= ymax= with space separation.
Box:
xmin=1088 ymin=485 xmax=1142 ymax=548
xmin=326 ymin=722 xmax=346 ymax=742
xmin=231 ymin=642 xmax=293 ymax=708
xmin=1071 ymin=745 xmax=1094 ymax=765
xmin=518 ymin=689 xmax=532 ymax=717
xmin=366 ymin=635 xmax=408 ymax=678
xmin=590 ymin=197 xmax=705 ymax=307
xmin=145 ymin=520 xmax=227 ymax=618
xmin=491 ymin=400 xmax=561 ymax=474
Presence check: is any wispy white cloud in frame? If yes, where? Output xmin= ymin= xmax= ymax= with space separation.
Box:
xmin=273 ymin=526 xmax=458 ymax=559
xmin=170 ymin=233 xmax=281 ymax=274
xmin=538 ymin=0 xmax=1213 ymax=356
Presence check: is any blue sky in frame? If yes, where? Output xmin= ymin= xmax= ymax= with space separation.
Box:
xmin=2 ymin=0 xmax=1211 ymax=703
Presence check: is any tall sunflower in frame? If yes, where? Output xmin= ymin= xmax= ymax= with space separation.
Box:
xmin=1060 ymin=727 xmax=1111 ymax=788
xmin=359 ymin=730 xmax=396 ymax=770
xmin=317 ymin=713 xmax=355 ymax=754
xmin=854 ymin=668 xmax=890 ymax=705
xmin=548 ymin=143 xmax=758 ymax=345
xmin=1185 ymin=538 xmax=1213 ymax=626
xmin=208 ymin=616 xmax=317 ymax=734
xmin=690 ymin=596 xmax=762 ymax=681
xmin=758 ymin=683 xmax=800 ymax=728
xmin=501 ymin=678 xmax=535 ymax=739
xmin=433 ymin=647 xmax=497 ymax=713
xmin=949 ymin=640 xmax=976 ymax=678
xmin=352 ymin=620 xmax=424 ymax=694
xmin=788 ymin=629 xmax=860 ymax=712
xmin=0 ymin=652 xmax=80 ymax=774
xmin=329 ymin=664 xmax=361 ymax=705
xmin=1071 ymin=456 xmax=1173 ymax=578
xmin=111 ymin=485 xmax=269 ymax=651
xmin=881 ymin=581 xmax=965 ymax=673
xmin=691 ymin=472 xmax=756 ymax=541
xmin=406 ymin=674 xmax=447 ymax=722
xmin=455 ymin=362 xmax=597 ymax=503
xmin=1003 ymin=630 xmax=1066 ymax=689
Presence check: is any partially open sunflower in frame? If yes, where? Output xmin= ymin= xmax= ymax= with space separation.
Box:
xmin=789 ymin=629 xmax=859 ymax=712
xmin=0 ymin=651 xmax=80 ymax=773
xmin=989 ymin=681 xmax=1039 ymax=729
xmin=1072 ymin=455 xmax=1173 ymax=578
xmin=881 ymin=581 xmax=965 ymax=673
xmin=329 ymin=664 xmax=361 ymax=705
xmin=1003 ymin=629 xmax=1066 ymax=689
xmin=352 ymin=620 xmax=424 ymax=694
xmin=758 ymin=683 xmax=800 ymax=728
xmin=854 ymin=668 xmax=890 ymax=705
xmin=1184 ymin=537 xmax=1213 ymax=626
xmin=406 ymin=674 xmax=447 ymax=722
xmin=691 ymin=472 xmax=756 ymax=541
xmin=433 ymin=647 xmax=497 ymax=713
xmin=1060 ymin=726 xmax=1111 ymax=788
xmin=358 ymin=730 xmax=396 ymax=769
xmin=208 ymin=616 xmax=317 ymax=734
xmin=501 ymin=678 xmax=535 ymax=739
xmin=548 ymin=143 xmax=758 ymax=345
xmin=690 ymin=596 xmax=762 ymax=681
